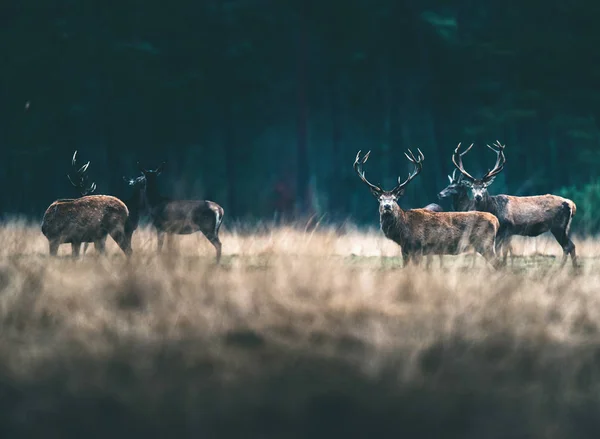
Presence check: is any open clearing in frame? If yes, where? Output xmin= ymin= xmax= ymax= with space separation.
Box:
xmin=1 ymin=220 xmax=599 ymax=438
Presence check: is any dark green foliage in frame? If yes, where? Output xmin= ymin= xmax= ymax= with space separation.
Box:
xmin=1 ymin=1 xmax=600 ymax=227
xmin=559 ymin=181 xmax=600 ymax=234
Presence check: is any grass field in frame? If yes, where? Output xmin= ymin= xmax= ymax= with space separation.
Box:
xmin=1 ymin=219 xmax=600 ymax=438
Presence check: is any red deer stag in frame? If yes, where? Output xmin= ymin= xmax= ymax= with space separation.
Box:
xmin=452 ymin=141 xmax=577 ymax=267
xmin=41 ymin=152 xmax=132 ymax=257
xmin=438 ymin=166 xmax=515 ymax=262
xmin=137 ymin=162 xmax=224 ymax=262
xmin=353 ymin=149 xmax=500 ymax=268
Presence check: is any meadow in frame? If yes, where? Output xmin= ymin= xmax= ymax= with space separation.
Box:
xmin=1 ymin=219 xmax=600 ymax=438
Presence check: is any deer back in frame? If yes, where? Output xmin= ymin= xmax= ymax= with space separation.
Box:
xmin=42 ymin=195 xmax=129 ymax=242
xmin=391 ymin=208 xmax=499 ymax=252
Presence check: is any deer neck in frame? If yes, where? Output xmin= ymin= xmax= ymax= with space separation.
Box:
xmin=453 ymin=191 xmax=472 ymax=211
xmin=126 ymin=187 xmax=145 ymax=220
xmin=474 ymin=191 xmax=495 ymax=213
xmin=380 ymin=205 xmax=406 ymax=241
xmin=144 ymin=183 xmax=163 ymax=207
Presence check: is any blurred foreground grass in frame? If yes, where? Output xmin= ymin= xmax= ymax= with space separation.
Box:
xmin=0 ymin=220 xmax=599 ymax=438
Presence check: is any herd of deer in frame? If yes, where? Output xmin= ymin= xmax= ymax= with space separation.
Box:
xmin=41 ymin=152 xmax=224 ymax=261
xmin=354 ymin=141 xmax=577 ymax=269
xmin=41 ymin=142 xmax=577 ymax=270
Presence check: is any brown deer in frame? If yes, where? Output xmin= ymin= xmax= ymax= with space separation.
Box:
xmin=353 ymin=149 xmax=500 ymax=268
xmin=451 ymin=141 xmax=578 ymax=267
xmin=41 ymin=152 xmax=132 ymax=257
xmin=137 ymin=162 xmax=224 ymax=262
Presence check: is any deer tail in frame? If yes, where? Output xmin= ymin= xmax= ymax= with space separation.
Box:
xmin=214 ymin=206 xmax=224 ymax=236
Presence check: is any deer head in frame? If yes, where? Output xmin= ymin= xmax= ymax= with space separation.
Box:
xmin=353 ymin=148 xmax=424 ymax=215
xmin=137 ymin=162 xmax=165 ymax=185
xmin=67 ymin=150 xmax=96 ymax=196
xmin=452 ymin=141 xmax=505 ymax=203
xmin=437 ymin=169 xmax=468 ymax=200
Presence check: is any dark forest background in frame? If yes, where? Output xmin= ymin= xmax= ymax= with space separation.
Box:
xmin=3 ymin=0 xmax=600 ymax=230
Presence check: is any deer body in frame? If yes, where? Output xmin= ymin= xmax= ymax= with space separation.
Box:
xmin=474 ymin=193 xmax=576 ymax=260
xmin=380 ymin=205 xmax=499 ymax=264
xmin=139 ymin=163 xmax=224 ymax=262
xmin=353 ymin=149 xmax=499 ymax=268
xmin=41 ymin=195 xmax=132 ymax=256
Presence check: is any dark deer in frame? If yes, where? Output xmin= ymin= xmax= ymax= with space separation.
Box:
xmin=438 ymin=167 xmax=515 ymax=263
xmin=353 ymin=149 xmax=500 ymax=268
xmin=138 ymin=162 xmax=224 ymax=262
xmin=122 ymin=174 xmax=147 ymax=241
xmin=452 ymin=141 xmax=577 ymax=267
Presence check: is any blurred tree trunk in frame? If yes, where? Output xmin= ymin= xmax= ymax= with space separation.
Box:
xmin=223 ymin=100 xmax=237 ymax=217
xmin=329 ymin=72 xmax=342 ymax=215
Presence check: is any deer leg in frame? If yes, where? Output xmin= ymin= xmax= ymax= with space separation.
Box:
xmin=82 ymin=242 xmax=89 ymax=255
xmin=402 ymin=251 xmax=411 ymax=268
xmin=110 ymin=229 xmax=132 ymax=257
xmin=94 ymin=237 xmax=107 ymax=255
xmin=71 ymin=242 xmax=81 ymax=258
xmin=49 ymin=240 xmax=59 ymax=256
xmin=551 ymin=228 xmax=577 ymax=268
xmin=201 ymin=230 xmax=222 ymax=263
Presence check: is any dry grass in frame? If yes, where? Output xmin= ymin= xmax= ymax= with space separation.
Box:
xmin=1 ymin=219 xmax=600 ymax=438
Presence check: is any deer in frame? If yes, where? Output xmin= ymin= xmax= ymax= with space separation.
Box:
xmin=438 ymin=167 xmax=515 ymax=264
xmin=353 ymin=148 xmax=500 ymax=268
xmin=451 ymin=140 xmax=578 ymax=267
xmin=137 ymin=162 xmax=224 ymax=262
xmin=41 ymin=151 xmax=132 ymax=257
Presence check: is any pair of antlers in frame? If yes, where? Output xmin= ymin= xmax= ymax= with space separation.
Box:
xmin=452 ymin=140 xmax=506 ymax=183
xmin=68 ymin=150 xmax=96 ymax=195
xmin=354 ymin=148 xmax=424 ymax=196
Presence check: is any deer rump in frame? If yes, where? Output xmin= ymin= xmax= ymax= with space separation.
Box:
xmin=385 ymin=209 xmax=499 ymax=255
xmin=41 ymin=195 xmax=129 ymax=243
xmin=149 ymin=200 xmax=223 ymax=234
xmin=489 ymin=194 xmax=576 ymax=237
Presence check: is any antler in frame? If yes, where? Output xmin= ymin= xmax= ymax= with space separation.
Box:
xmin=394 ymin=148 xmax=425 ymax=194
xmin=353 ymin=150 xmax=383 ymax=196
xmin=482 ymin=140 xmax=506 ymax=181
xmin=68 ymin=150 xmax=96 ymax=195
xmin=451 ymin=142 xmax=476 ymax=181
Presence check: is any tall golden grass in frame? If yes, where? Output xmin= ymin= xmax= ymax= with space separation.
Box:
xmin=0 ymin=219 xmax=599 ymax=438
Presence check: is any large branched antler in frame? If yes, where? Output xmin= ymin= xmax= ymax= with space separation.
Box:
xmin=68 ymin=150 xmax=96 ymax=196
xmin=393 ymin=148 xmax=425 ymax=194
xmin=482 ymin=140 xmax=506 ymax=182
xmin=451 ymin=142 xmax=476 ymax=182
xmin=353 ymin=150 xmax=383 ymax=196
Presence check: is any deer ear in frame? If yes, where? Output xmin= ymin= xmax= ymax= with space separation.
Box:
xmin=484 ymin=177 xmax=496 ymax=187
xmin=156 ymin=162 xmax=166 ymax=175
xmin=448 ymin=175 xmax=453 ymax=184
xmin=369 ymin=188 xmax=381 ymax=199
